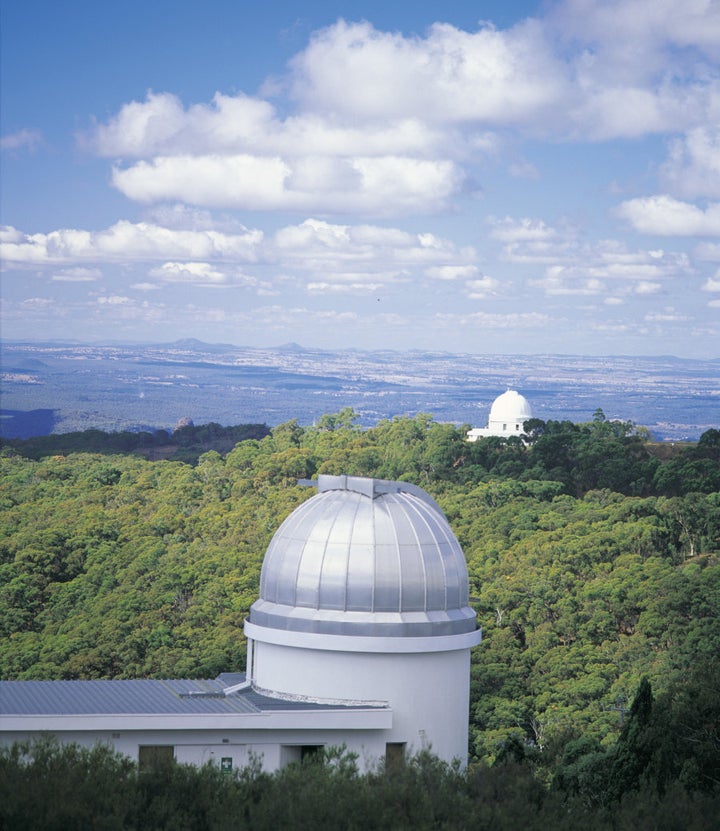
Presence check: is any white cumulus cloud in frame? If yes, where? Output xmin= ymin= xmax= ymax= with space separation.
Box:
xmin=617 ymin=195 xmax=720 ymax=236
xmin=90 ymin=91 xmax=452 ymax=159
xmin=489 ymin=216 xmax=559 ymax=243
xmin=51 ymin=267 xmax=102 ymax=282
xmin=97 ymin=295 xmax=132 ymax=305
xmin=0 ymin=221 xmax=263 ymax=265
xmin=549 ymin=1 xmax=720 ymax=138
xmin=77 ymin=7 xmax=720 ymax=225
xmin=634 ymin=281 xmax=662 ymax=294
xmin=661 ymin=127 xmax=720 ymax=199
xmin=290 ymin=20 xmax=568 ymax=125
xmin=465 ymin=276 xmax=502 ymax=299
xmin=306 ymin=281 xmax=383 ymax=295
xmin=436 ymin=310 xmax=551 ymax=329
xmin=148 ymin=262 xmax=229 ymax=285
xmin=111 ymin=153 xmax=462 ymax=216
xmin=272 ymin=218 xmax=476 ymax=274
xmin=425 ymin=265 xmax=479 ymax=281
xmin=526 ymin=239 xmax=690 ymax=298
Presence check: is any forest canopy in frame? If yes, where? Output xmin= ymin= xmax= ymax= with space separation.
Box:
xmin=1 ymin=410 xmax=718 ymax=803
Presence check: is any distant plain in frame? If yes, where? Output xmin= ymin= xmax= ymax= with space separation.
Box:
xmin=1 ymin=340 xmax=717 ymax=442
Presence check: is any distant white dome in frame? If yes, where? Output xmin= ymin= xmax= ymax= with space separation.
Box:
xmin=466 ymin=389 xmax=533 ymax=441
xmin=489 ymin=390 xmax=533 ymax=425
xmin=249 ymin=475 xmax=477 ymax=638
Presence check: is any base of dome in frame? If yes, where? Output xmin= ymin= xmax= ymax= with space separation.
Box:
xmin=248 ymin=598 xmax=478 ymax=638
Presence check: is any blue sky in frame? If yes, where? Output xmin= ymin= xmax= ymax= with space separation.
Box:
xmin=2 ymin=0 xmax=720 ymax=358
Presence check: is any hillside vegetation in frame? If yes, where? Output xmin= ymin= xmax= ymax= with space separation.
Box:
xmin=1 ymin=421 xmax=271 ymax=464
xmin=1 ymin=410 xmax=718 ymax=806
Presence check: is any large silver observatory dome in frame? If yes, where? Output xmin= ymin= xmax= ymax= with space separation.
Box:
xmin=249 ymin=475 xmax=477 ymax=637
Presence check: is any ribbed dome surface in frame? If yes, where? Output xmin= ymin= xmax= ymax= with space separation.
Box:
xmin=249 ymin=475 xmax=477 ymax=637
xmin=489 ymin=390 xmax=532 ymax=423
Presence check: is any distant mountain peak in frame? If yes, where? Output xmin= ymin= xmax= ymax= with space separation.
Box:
xmin=170 ymin=338 xmax=236 ymax=351
xmin=172 ymin=338 xmax=210 ymax=348
xmin=276 ymin=342 xmax=307 ymax=352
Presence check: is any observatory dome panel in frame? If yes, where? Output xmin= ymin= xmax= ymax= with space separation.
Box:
xmin=250 ymin=475 xmax=479 ymax=637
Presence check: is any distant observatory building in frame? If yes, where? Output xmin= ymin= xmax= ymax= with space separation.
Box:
xmin=1 ymin=475 xmax=481 ymax=772
xmin=467 ymin=389 xmax=533 ymax=441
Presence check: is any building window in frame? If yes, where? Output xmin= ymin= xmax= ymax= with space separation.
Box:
xmin=503 ymin=423 xmax=507 ymax=431
xmin=280 ymin=744 xmax=324 ymax=766
xmin=385 ymin=742 xmax=406 ymax=768
xmin=138 ymin=745 xmax=174 ymax=770
xmin=301 ymin=745 xmax=324 ymax=763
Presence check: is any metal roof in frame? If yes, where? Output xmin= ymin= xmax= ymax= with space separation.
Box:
xmin=251 ymin=475 xmax=477 ymax=637
xmin=0 ymin=675 xmax=381 ymax=717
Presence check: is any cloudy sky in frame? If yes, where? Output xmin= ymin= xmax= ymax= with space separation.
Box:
xmin=2 ymin=0 xmax=720 ymax=358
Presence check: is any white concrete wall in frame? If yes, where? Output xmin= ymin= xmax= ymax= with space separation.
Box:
xmin=253 ymin=641 xmax=472 ymax=765
xmin=0 ymin=727 xmax=389 ymax=773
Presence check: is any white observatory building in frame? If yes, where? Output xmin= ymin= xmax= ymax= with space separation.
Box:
xmin=246 ymin=474 xmax=482 ymax=766
xmin=0 ymin=475 xmax=481 ymax=772
xmin=467 ymin=389 xmax=533 ymax=441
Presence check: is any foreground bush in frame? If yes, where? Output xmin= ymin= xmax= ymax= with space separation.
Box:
xmin=2 ymin=738 xmax=718 ymax=831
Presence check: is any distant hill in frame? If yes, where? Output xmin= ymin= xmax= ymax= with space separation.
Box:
xmin=166 ymin=338 xmax=238 ymax=352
